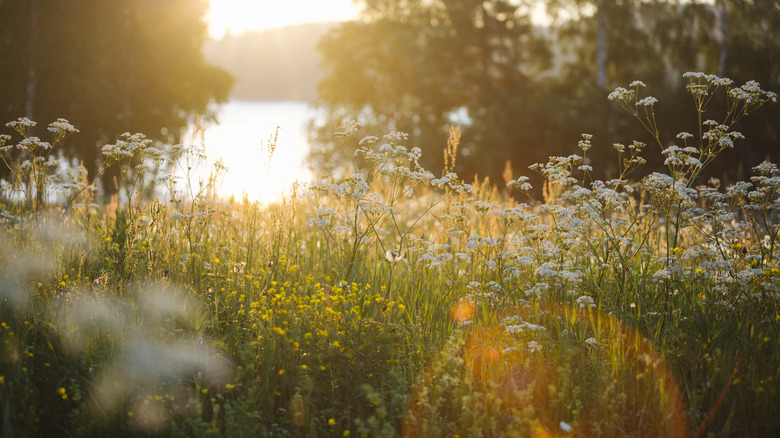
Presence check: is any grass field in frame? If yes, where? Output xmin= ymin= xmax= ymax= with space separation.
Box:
xmin=1 ymin=74 xmax=778 ymax=437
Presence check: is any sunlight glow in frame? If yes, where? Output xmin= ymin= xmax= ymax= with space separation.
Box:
xmin=181 ymin=102 xmax=314 ymax=204
xmin=207 ymin=0 xmax=359 ymax=37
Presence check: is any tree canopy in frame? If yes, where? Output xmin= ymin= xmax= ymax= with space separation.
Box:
xmin=313 ymin=0 xmax=779 ymax=188
xmin=0 ymin=0 xmax=233 ymax=183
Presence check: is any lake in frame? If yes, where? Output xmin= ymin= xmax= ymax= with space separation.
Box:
xmin=183 ymin=100 xmax=314 ymax=203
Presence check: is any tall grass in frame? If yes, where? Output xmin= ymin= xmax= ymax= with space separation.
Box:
xmin=0 ymin=73 xmax=778 ymax=437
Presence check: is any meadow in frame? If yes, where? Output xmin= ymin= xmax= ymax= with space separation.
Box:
xmin=0 ymin=73 xmax=778 ymax=437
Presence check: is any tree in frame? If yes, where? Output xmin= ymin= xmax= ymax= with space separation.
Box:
xmin=314 ymin=0 xmax=778 ymax=188
xmin=0 ymin=0 xmax=233 ymax=190
xmin=313 ymin=0 xmax=553 ymax=182
xmin=549 ymin=0 xmax=780 ymax=183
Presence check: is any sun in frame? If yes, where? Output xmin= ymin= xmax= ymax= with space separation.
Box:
xmin=207 ymin=0 xmax=359 ymax=38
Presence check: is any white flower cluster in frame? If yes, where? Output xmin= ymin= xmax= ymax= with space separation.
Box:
xmin=431 ymin=173 xmax=473 ymax=193
xmin=101 ymin=132 xmax=159 ymax=162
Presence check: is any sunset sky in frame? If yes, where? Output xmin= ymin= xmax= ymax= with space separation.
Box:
xmin=206 ymin=0 xmax=360 ymax=38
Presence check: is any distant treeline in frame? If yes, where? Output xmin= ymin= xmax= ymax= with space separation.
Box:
xmin=0 ymin=0 xmax=232 ymax=193
xmin=204 ymin=22 xmax=336 ymax=102
xmin=310 ymin=0 xmax=780 ymax=189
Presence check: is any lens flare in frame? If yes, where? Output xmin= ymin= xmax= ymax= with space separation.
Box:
xmin=450 ymin=299 xmax=476 ymax=323
xmin=404 ymin=304 xmax=688 ymax=437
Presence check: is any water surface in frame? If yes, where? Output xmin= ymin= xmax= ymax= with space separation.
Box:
xmin=184 ymin=100 xmax=313 ymax=203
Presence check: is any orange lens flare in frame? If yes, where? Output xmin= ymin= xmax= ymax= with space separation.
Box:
xmin=404 ymin=304 xmax=689 ymax=437
xmin=450 ymin=299 xmax=475 ymax=323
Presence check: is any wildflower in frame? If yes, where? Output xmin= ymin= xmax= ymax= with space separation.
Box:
xmin=5 ymin=117 xmax=36 ymax=135
xmin=385 ymin=250 xmax=405 ymax=262
xmin=576 ymin=296 xmax=595 ymax=309
xmin=527 ymin=341 xmax=542 ymax=353
xmin=328 ymin=418 xmax=336 ymax=426
xmin=559 ymin=421 xmax=573 ymax=433
xmin=272 ymin=327 xmax=286 ymax=336
xmin=58 ymin=387 xmax=68 ymax=400
xmin=636 ymin=96 xmax=658 ymax=106
xmin=359 ymin=136 xmax=378 ymax=146
xmin=584 ymin=338 xmax=598 ymax=348
xmin=607 ymin=87 xmax=633 ymax=101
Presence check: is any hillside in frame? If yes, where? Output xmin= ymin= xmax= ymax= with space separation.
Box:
xmin=204 ymin=22 xmax=338 ymax=102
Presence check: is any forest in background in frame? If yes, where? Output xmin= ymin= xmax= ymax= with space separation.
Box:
xmin=1 ymin=0 xmax=778 ymax=197
xmin=203 ymin=22 xmax=335 ymax=102
xmin=0 ymin=0 xmax=233 ymax=191
xmin=311 ymin=0 xmax=780 ymax=192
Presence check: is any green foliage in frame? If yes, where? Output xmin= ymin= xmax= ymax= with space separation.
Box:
xmin=314 ymin=0 xmax=780 ymax=191
xmin=0 ymin=0 xmax=233 ymax=189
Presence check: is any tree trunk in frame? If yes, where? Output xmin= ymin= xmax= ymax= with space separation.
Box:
xmin=597 ymin=3 xmax=606 ymax=89
xmin=26 ymin=0 xmax=38 ymax=122
xmin=718 ymin=0 xmax=727 ymax=77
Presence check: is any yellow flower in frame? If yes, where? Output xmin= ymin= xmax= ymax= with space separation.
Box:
xmin=343 ymin=430 xmax=350 ymax=436
xmin=225 ymin=384 xmax=235 ymax=390
xmin=0 ymin=375 xmax=4 ymax=384
xmin=328 ymin=418 xmax=336 ymax=426
xmin=214 ymin=257 xmax=220 ymax=264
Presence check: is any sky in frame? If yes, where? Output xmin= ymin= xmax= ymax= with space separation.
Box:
xmin=206 ymin=1 xmax=716 ymax=38
xmin=206 ymin=0 xmax=360 ymax=38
